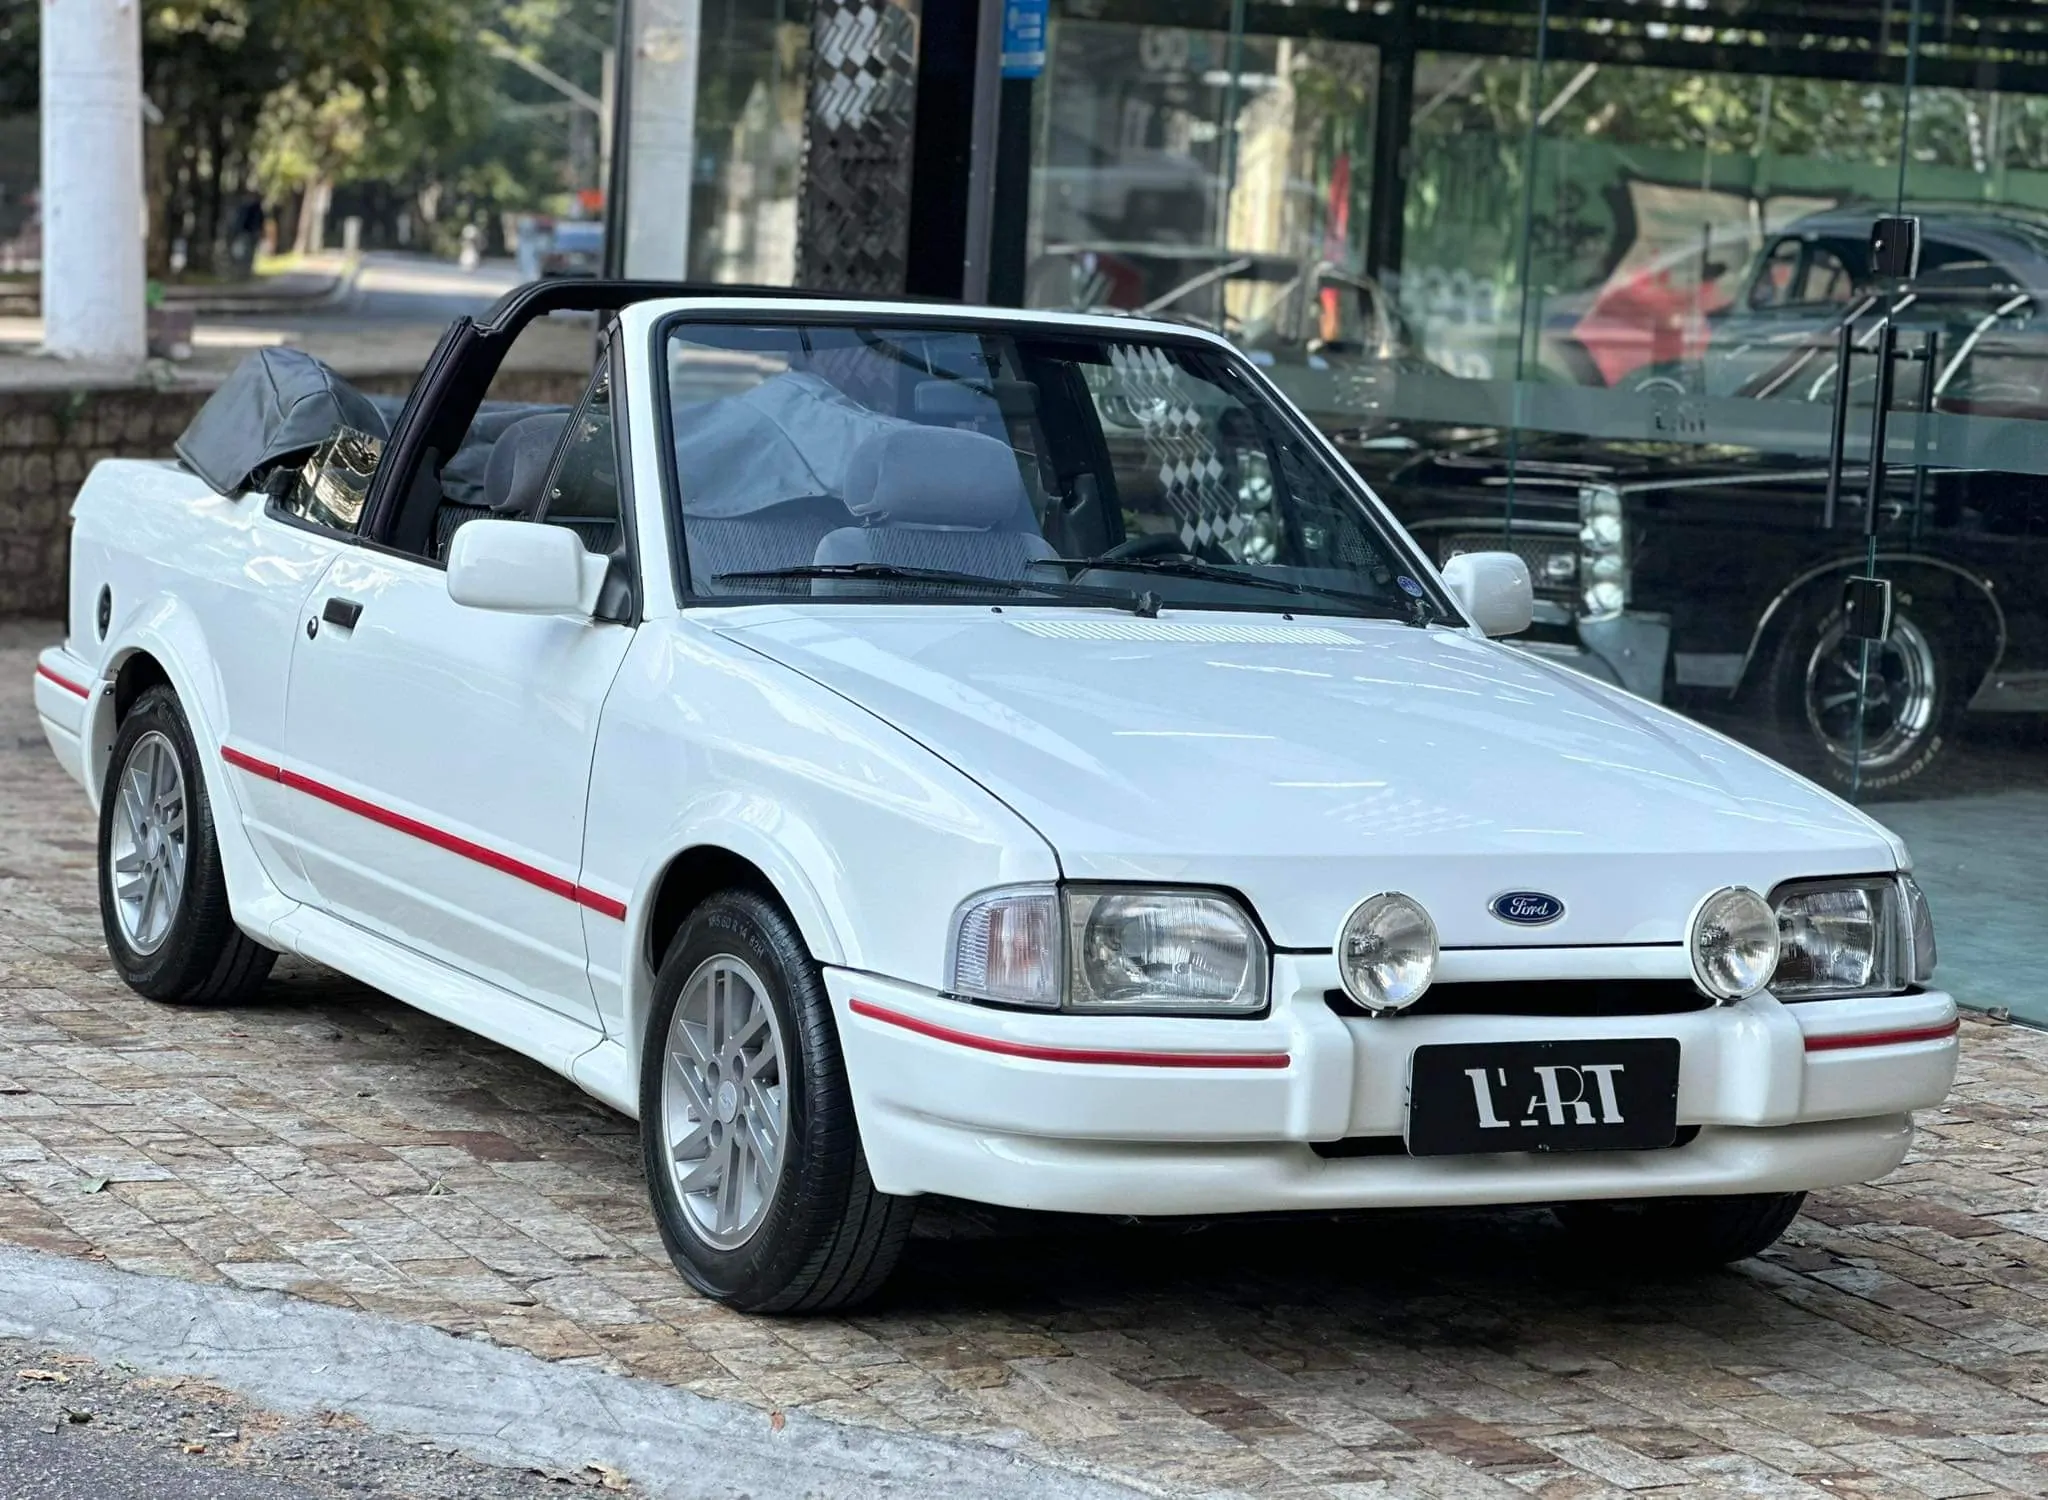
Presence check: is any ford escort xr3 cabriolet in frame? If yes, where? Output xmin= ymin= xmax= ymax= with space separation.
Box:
xmin=33 ymin=281 xmax=1959 ymax=1311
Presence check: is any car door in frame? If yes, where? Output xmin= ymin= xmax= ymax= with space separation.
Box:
xmin=278 ymin=360 xmax=632 ymax=1023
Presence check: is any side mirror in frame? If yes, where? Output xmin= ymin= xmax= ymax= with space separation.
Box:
xmin=445 ymin=519 xmax=605 ymax=617
xmin=1441 ymin=551 xmax=1533 ymax=638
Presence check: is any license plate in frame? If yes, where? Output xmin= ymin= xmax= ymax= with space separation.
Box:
xmin=1405 ymin=1038 xmax=1680 ymax=1157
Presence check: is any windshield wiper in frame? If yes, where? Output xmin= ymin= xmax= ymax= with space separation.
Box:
xmin=712 ymin=563 xmax=1162 ymax=616
xmin=1062 ymin=554 xmax=1435 ymax=625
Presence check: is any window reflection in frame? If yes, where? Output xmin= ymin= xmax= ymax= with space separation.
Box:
xmin=1019 ymin=0 xmax=2048 ymax=1020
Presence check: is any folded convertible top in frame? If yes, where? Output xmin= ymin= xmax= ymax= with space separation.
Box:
xmin=174 ymin=347 xmax=394 ymax=497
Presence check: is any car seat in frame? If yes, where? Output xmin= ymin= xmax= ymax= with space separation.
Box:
xmin=432 ymin=411 xmax=570 ymax=559
xmin=811 ymin=424 xmax=1057 ymax=582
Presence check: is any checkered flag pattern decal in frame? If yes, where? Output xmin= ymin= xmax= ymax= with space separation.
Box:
xmin=1107 ymin=343 xmax=1254 ymax=560
xmin=797 ymin=0 xmax=918 ymax=294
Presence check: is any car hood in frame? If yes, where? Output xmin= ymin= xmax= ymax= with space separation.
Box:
xmin=1387 ymin=436 xmax=1790 ymax=496
xmin=716 ymin=609 xmax=1903 ymax=949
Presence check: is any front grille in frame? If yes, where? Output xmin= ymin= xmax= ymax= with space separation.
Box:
xmin=1324 ymin=979 xmax=1710 ymax=1020
xmin=1438 ymin=532 xmax=1578 ymax=600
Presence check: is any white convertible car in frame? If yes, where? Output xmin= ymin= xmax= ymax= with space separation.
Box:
xmin=34 ymin=282 xmax=1959 ymax=1312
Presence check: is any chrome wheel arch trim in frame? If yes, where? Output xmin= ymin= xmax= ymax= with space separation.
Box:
xmin=1729 ymin=552 xmax=2007 ymax=700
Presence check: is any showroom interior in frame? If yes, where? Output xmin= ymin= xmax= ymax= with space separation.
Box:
xmin=607 ymin=0 xmax=2047 ymax=1024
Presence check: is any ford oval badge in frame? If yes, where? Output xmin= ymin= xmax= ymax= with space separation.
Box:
xmin=1490 ymin=891 xmax=1564 ymax=927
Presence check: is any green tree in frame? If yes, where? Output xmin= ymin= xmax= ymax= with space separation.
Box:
xmin=140 ymin=0 xmax=494 ymax=273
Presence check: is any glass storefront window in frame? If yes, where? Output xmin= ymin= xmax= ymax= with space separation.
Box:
xmin=618 ymin=0 xmax=808 ymax=283
xmin=1020 ymin=0 xmax=2048 ymax=1022
xmin=1025 ymin=16 xmax=1378 ymax=329
xmin=691 ymin=3 xmax=808 ymax=284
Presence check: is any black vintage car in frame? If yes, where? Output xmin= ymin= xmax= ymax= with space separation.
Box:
xmin=1347 ymin=286 xmax=2048 ymax=793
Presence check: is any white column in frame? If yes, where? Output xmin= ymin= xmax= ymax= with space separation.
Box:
xmin=39 ymin=0 xmax=147 ymax=365
xmin=621 ymin=0 xmax=702 ymax=280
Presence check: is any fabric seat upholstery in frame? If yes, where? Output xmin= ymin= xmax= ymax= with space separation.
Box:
xmin=440 ymin=403 xmax=572 ymax=507
xmin=481 ymin=412 xmax=571 ymax=518
xmin=685 ymin=496 xmax=860 ymax=589
xmin=429 ymin=410 xmax=571 ymax=560
xmin=811 ymin=425 xmax=1055 ymax=583
xmin=432 ymin=502 xmax=493 ymax=560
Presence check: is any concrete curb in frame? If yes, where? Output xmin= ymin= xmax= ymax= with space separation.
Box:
xmin=161 ymin=256 xmax=365 ymax=316
xmin=0 ymin=1246 xmax=1156 ymax=1500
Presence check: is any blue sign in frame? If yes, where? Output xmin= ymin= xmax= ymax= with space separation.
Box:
xmin=1001 ymin=0 xmax=1048 ymax=79
xmin=1489 ymin=891 xmax=1566 ymax=927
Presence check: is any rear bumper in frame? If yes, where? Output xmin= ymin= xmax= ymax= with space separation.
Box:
xmin=829 ymin=956 xmax=1958 ymax=1216
xmin=33 ymin=647 xmax=97 ymax=793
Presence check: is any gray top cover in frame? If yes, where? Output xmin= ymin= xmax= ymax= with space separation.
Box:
xmin=174 ymin=347 xmax=393 ymax=497
xmin=671 ymin=371 xmax=911 ymax=518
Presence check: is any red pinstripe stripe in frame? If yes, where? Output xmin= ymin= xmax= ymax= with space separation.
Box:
xmin=1803 ymin=1018 xmax=1960 ymax=1053
xmin=848 ymin=997 xmax=1291 ymax=1070
xmin=36 ymin=664 xmax=91 ymax=699
xmin=221 ymin=745 xmax=627 ymax=920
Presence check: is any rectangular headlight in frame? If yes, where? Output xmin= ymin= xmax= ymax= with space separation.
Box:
xmin=1770 ymin=876 xmax=1921 ymax=1000
xmin=946 ymin=885 xmax=1269 ymax=1016
xmin=1066 ymin=887 xmax=1268 ymax=1015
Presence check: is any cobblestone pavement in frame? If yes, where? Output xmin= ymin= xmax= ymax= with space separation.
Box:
xmin=6 ymin=625 xmax=2048 ymax=1500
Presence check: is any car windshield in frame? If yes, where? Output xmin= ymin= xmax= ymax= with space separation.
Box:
xmin=661 ymin=318 xmax=1440 ymax=619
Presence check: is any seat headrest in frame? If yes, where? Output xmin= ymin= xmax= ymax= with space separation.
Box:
xmin=841 ymin=424 xmax=1028 ymax=529
xmin=482 ymin=412 xmax=570 ymax=516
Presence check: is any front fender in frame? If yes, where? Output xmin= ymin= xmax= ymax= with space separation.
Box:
xmin=627 ymin=803 xmax=848 ymax=971
xmin=1736 ymin=553 xmax=2007 ymax=697
xmin=583 ymin=620 xmax=1062 ymax=1058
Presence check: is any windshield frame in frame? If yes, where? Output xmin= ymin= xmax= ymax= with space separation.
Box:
xmin=648 ymin=303 xmax=1459 ymax=624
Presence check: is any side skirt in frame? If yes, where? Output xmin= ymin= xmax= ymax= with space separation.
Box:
xmin=570 ymin=1038 xmax=639 ymax=1120
xmin=266 ymin=905 xmax=614 ymax=1102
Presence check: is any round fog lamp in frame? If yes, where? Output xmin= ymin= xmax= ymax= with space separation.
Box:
xmin=1337 ymin=893 xmax=1438 ymax=1013
xmin=1689 ymin=886 xmax=1779 ymax=1002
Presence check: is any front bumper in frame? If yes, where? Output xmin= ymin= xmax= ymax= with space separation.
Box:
xmin=829 ymin=954 xmax=1958 ymax=1216
xmin=1514 ymin=610 xmax=1672 ymax=702
xmin=34 ymin=646 xmax=97 ymax=793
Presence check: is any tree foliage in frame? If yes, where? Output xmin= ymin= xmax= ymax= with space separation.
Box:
xmin=3 ymin=0 xmax=609 ymax=274
xmin=142 ymin=0 xmax=504 ymax=269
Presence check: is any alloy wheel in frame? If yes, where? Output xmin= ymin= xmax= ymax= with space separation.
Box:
xmin=661 ymin=955 xmax=790 ymax=1250
xmin=1802 ymin=613 xmax=1938 ymax=774
xmin=107 ymin=730 xmax=188 ymax=955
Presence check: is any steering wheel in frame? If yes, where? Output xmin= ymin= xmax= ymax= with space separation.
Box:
xmin=1102 ymin=533 xmax=1190 ymax=561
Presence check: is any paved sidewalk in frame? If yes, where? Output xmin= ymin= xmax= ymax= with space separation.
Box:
xmin=1 ymin=1246 xmax=1138 ymax=1499
xmin=0 ymin=253 xmax=572 ymax=391
xmin=4 ymin=624 xmax=2048 ymax=1499
xmin=2 ymin=1336 xmax=573 ymax=1500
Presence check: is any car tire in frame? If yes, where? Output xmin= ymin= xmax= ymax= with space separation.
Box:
xmin=1555 ymin=1191 xmax=1806 ymax=1268
xmin=1765 ymin=591 xmax=1965 ymax=794
xmin=639 ymin=888 xmax=913 ymax=1313
xmin=97 ymin=686 xmax=277 ymax=1004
